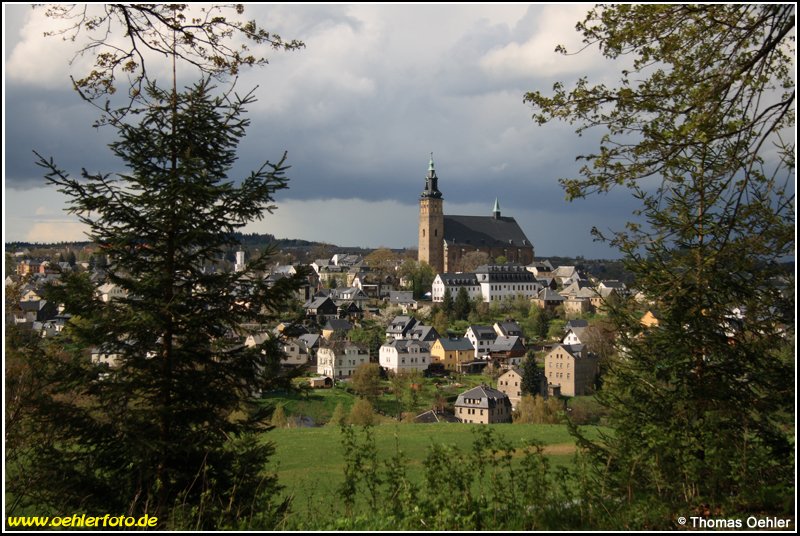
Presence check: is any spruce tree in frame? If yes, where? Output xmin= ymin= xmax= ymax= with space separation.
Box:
xmin=441 ymin=288 xmax=454 ymax=318
xmin=520 ymin=356 xmax=544 ymax=397
xmin=454 ymin=287 xmax=471 ymax=320
xmin=23 ymin=80 xmax=306 ymax=528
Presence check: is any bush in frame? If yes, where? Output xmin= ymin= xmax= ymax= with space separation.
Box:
xmin=513 ymin=394 xmax=564 ymax=424
xmin=348 ymin=398 xmax=376 ymax=426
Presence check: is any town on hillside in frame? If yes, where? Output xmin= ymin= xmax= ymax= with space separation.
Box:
xmin=5 ymin=156 xmax=793 ymax=425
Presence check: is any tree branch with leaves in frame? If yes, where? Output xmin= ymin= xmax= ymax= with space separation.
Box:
xmin=526 ymin=4 xmax=794 ymax=527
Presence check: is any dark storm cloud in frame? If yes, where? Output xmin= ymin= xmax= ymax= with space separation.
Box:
xmin=5 ymin=3 xmax=640 ymax=257
xmin=4 ymin=85 xmax=121 ymax=189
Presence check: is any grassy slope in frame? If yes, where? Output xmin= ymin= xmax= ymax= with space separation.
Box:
xmin=260 ymin=373 xmax=500 ymax=425
xmin=266 ymin=422 xmax=608 ymax=523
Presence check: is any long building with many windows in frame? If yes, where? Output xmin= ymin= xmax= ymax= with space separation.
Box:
xmin=432 ymin=264 xmax=542 ymax=303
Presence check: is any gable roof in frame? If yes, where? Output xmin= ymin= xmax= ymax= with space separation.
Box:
xmin=387 ymin=315 xmax=417 ymax=335
xmin=389 ymin=291 xmax=416 ymax=304
xmin=490 ymin=336 xmax=524 ymax=352
xmin=304 ymin=296 xmax=336 ymax=310
xmin=443 ymin=215 xmax=532 ymax=248
xmin=437 ymin=336 xmax=474 ymax=352
xmin=298 ymin=333 xmax=321 ymax=350
xmin=573 ymin=287 xmax=599 ymax=299
xmin=552 ymin=265 xmax=577 ymax=277
xmin=466 ymin=325 xmax=496 ymax=341
xmin=409 ymin=324 xmax=439 ymax=341
xmin=323 ymin=318 xmax=353 ymax=332
xmin=565 ymin=319 xmax=589 ymax=330
xmin=550 ymin=343 xmax=596 ymax=360
xmin=414 ymin=409 xmax=461 ymax=424
xmin=538 ymin=288 xmax=565 ymax=302
xmin=455 ymin=385 xmax=511 ymax=408
xmin=494 ymin=320 xmax=523 ymax=336
xmin=562 ymin=327 xmax=587 ymax=343
xmin=498 ymin=366 xmax=523 ymax=380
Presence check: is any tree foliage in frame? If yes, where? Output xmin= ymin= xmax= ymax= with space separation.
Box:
xmin=364 ymin=247 xmax=400 ymax=279
xmin=313 ymin=426 xmax=583 ymax=531
xmin=348 ymin=397 xmax=377 ymax=426
xmin=454 ymin=251 xmax=490 ymax=273
xmin=328 ymin=402 xmax=348 ymax=427
xmin=453 ymin=287 xmax=472 ymax=320
xmin=348 ymin=320 xmax=386 ymax=359
xmin=441 ymin=287 xmax=454 ymax=317
xmin=513 ymin=394 xmax=563 ymax=425
xmin=350 ymin=362 xmax=383 ymax=402
xmin=17 ymin=80 xmax=306 ymax=529
xmin=41 ymin=3 xmax=303 ymax=103
xmin=520 ymin=356 xmax=544 ymax=397
xmin=398 ymin=259 xmax=435 ymax=299
xmin=527 ymin=4 xmax=795 ymax=526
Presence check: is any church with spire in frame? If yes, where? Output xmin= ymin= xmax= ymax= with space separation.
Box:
xmin=418 ymin=155 xmax=534 ymax=274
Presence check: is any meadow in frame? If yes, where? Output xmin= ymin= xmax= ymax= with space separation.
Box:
xmin=266 ymin=422 xmax=608 ymax=526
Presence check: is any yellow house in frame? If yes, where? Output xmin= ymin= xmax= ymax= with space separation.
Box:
xmin=640 ymin=310 xmax=660 ymax=328
xmin=430 ymin=336 xmax=474 ymax=372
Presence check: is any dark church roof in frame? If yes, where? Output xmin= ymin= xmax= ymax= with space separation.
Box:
xmin=443 ymin=215 xmax=531 ymax=248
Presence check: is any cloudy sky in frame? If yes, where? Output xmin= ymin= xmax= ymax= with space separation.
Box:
xmin=4 ymin=4 xmax=640 ymax=258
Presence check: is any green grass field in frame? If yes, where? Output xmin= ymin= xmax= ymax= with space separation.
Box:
xmin=266 ymin=422 xmax=608 ymax=525
xmin=260 ymin=373 xmax=501 ymax=425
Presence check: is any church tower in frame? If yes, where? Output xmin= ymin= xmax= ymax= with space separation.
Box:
xmin=418 ymin=154 xmax=444 ymax=274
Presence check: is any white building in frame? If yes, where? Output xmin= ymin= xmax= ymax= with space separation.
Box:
xmin=235 ymin=250 xmax=246 ymax=272
xmin=431 ymin=273 xmax=481 ymax=303
xmin=316 ymin=342 xmax=369 ymax=379
xmin=465 ymin=325 xmax=496 ymax=359
xmin=475 ymin=264 xmax=541 ymax=303
xmin=432 ymin=264 xmax=541 ymax=304
xmin=379 ymin=339 xmax=431 ymax=373
xmin=97 ymin=282 xmax=128 ymax=302
xmin=562 ymin=327 xmax=587 ymax=347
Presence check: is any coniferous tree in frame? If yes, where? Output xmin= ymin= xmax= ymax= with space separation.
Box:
xmin=520 ymin=356 xmax=544 ymax=397
xmin=441 ymin=288 xmax=454 ymax=318
xmin=454 ymin=287 xmax=471 ymax=320
xmin=22 ymin=80 xmax=307 ymax=529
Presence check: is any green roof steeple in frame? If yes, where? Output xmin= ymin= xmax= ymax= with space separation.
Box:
xmin=421 ymin=152 xmax=442 ymax=199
